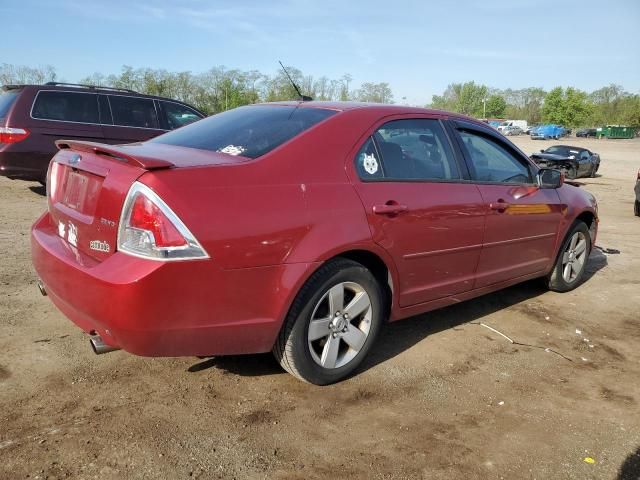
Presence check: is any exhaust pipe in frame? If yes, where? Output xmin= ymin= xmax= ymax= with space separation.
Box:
xmin=90 ymin=335 xmax=120 ymax=355
xmin=36 ymin=279 xmax=47 ymax=296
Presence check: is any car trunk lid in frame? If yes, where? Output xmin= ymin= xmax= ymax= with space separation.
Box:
xmin=48 ymin=140 xmax=237 ymax=262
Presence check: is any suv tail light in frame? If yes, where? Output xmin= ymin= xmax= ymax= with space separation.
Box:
xmin=0 ymin=127 xmax=30 ymax=143
xmin=117 ymin=182 xmax=208 ymax=261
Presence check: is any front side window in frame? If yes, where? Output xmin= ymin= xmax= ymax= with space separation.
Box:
xmin=459 ymin=130 xmax=532 ymax=184
xmin=355 ymin=118 xmax=460 ymax=181
xmin=151 ymin=105 xmax=336 ymax=159
xmin=162 ymin=101 xmax=203 ymax=129
xmin=109 ymin=96 xmax=159 ymax=129
xmin=32 ymin=91 xmax=99 ymax=124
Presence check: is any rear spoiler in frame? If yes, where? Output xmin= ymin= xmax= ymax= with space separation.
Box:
xmin=56 ymin=140 xmax=174 ymax=170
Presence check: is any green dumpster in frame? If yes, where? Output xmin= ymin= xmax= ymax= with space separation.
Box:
xmin=596 ymin=125 xmax=637 ymax=139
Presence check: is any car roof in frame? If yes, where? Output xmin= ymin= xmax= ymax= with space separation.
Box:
xmin=2 ymin=83 xmax=203 ymax=112
xmin=547 ymin=145 xmax=586 ymax=150
xmin=255 ymin=100 xmax=475 ymax=120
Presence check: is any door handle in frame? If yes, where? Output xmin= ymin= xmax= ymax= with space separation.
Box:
xmin=489 ymin=199 xmax=509 ymax=212
xmin=373 ymin=203 xmax=408 ymax=215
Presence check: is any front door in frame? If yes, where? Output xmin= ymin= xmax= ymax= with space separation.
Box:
xmin=348 ymin=117 xmax=486 ymax=307
xmin=451 ymin=123 xmax=563 ymax=288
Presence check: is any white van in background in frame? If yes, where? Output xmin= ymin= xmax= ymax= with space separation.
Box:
xmin=497 ymin=120 xmax=528 ymax=133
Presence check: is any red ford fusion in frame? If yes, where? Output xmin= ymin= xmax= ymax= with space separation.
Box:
xmin=31 ymin=102 xmax=598 ymax=384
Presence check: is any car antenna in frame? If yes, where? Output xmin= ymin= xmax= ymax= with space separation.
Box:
xmin=278 ymin=61 xmax=313 ymax=102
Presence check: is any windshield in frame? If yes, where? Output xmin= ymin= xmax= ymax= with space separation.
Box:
xmin=0 ymin=89 xmax=20 ymax=119
xmin=545 ymin=146 xmax=583 ymax=157
xmin=151 ymin=105 xmax=337 ymax=159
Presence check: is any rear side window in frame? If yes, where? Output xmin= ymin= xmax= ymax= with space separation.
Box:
xmin=151 ymin=105 xmax=336 ymax=159
xmin=109 ymin=96 xmax=159 ymax=129
xmin=356 ymin=118 xmax=460 ymax=181
xmin=32 ymin=91 xmax=99 ymax=123
xmin=0 ymin=89 xmax=20 ymax=119
xmin=161 ymin=101 xmax=202 ymax=129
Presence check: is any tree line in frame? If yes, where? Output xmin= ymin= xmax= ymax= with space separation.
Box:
xmin=0 ymin=63 xmax=393 ymax=114
xmin=2 ymin=63 xmax=638 ymax=127
xmin=431 ymin=81 xmax=640 ymax=128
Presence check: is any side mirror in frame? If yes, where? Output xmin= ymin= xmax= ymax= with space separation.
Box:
xmin=538 ymin=168 xmax=563 ymax=189
xmin=540 ymin=149 xmax=545 ymax=153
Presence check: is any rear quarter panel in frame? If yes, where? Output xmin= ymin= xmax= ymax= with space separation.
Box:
xmin=139 ymin=108 xmax=385 ymax=271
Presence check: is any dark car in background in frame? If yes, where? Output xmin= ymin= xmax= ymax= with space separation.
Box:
xmin=0 ymin=83 xmax=205 ymax=183
xmin=530 ymin=145 xmax=600 ymax=179
xmin=576 ymin=128 xmax=597 ymax=138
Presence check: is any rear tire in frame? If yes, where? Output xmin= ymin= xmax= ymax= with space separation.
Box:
xmin=273 ymin=259 xmax=385 ymax=385
xmin=634 ymin=200 xmax=640 ymax=217
xmin=547 ymin=221 xmax=591 ymax=292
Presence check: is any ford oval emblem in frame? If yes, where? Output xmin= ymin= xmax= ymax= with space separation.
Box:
xmin=69 ymin=153 xmax=81 ymax=166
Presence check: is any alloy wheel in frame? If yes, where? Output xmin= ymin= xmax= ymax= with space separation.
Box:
xmin=562 ymin=231 xmax=588 ymax=283
xmin=307 ymin=282 xmax=372 ymax=369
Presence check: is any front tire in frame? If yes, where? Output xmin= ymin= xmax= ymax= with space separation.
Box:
xmin=547 ymin=221 xmax=591 ymax=292
xmin=273 ymin=259 xmax=385 ymax=385
xmin=564 ymin=165 xmax=577 ymax=179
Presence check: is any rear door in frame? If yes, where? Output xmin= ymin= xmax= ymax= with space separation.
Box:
xmin=449 ymin=121 xmax=563 ymax=288
xmin=101 ymin=94 xmax=167 ymax=144
xmin=348 ymin=116 xmax=486 ymax=307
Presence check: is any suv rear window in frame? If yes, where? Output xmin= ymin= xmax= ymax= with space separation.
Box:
xmin=0 ymin=89 xmax=20 ymax=119
xmin=150 ymin=105 xmax=337 ymax=159
xmin=32 ymin=91 xmax=99 ymax=123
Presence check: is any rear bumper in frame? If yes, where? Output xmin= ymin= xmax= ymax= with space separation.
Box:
xmin=0 ymin=150 xmax=49 ymax=181
xmin=31 ymin=212 xmax=316 ymax=356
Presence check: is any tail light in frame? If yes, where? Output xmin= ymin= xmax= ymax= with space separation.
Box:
xmin=117 ymin=182 xmax=208 ymax=261
xmin=0 ymin=127 xmax=30 ymax=143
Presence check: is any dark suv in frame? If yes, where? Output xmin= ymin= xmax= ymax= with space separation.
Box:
xmin=0 ymin=82 xmax=205 ymax=183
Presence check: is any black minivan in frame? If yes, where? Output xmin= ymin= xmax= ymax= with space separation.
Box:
xmin=0 ymin=82 xmax=205 ymax=183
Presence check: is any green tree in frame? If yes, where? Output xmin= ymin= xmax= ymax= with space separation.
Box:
xmin=485 ymin=95 xmax=506 ymax=117
xmin=355 ymin=82 xmax=394 ymax=103
xmin=0 ymin=63 xmax=57 ymax=85
xmin=429 ymin=81 xmax=488 ymax=116
xmin=542 ymin=87 xmax=566 ymax=124
xmin=542 ymin=87 xmax=593 ymax=127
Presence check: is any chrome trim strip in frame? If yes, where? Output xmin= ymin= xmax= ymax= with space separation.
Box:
xmin=404 ymin=243 xmax=483 ymax=260
xmin=403 ymin=232 xmax=556 ymax=260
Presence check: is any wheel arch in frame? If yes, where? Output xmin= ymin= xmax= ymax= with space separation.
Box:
xmin=274 ymin=245 xmax=398 ymax=348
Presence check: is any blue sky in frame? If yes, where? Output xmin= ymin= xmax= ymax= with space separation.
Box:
xmin=2 ymin=0 xmax=639 ymax=105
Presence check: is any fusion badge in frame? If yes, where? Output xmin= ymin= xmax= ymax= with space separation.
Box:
xmin=89 ymin=240 xmax=111 ymax=253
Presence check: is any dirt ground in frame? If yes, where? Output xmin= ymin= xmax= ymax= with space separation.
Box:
xmin=1 ymin=136 xmax=639 ymax=480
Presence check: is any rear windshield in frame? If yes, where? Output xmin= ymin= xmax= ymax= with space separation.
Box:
xmin=0 ymin=89 xmax=20 ymax=119
xmin=150 ymin=105 xmax=337 ymax=159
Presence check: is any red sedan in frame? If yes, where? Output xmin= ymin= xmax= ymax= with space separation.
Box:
xmin=31 ymin=102 xmax=598 ymax=385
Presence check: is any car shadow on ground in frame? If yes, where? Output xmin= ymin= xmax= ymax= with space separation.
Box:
xmin=618 ymin=447 xmax=640 ymax=480
xmin=28 ymin=185 xmax=46 ymax=196
xmin=188 ymin=251 xmax=608 ymax=379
